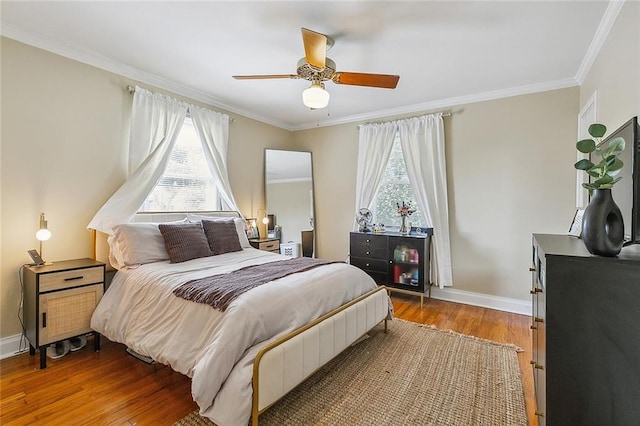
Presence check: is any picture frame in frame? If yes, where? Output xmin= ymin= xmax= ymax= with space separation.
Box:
xmin=568 ymin=209 xmax=585 ymax=237
xmin=247 ymin=218 xmax=259 ymax=239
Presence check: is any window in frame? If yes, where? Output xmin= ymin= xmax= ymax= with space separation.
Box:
xmin=140 ymin=117 xmax=219 ymax=212
xmin=372 ymin=135 xmax=427 ymax=229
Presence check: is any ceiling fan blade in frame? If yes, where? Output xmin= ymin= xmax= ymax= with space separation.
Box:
xmin=332 ymin=72 xmax=400 ymax=89
xmin=301 ymin=28 xmax=326 ymax=69
xmin=233 ymin=74 xmax=299 ymax=80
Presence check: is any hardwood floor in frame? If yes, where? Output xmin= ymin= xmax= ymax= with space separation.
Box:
xmin=0 ymin=294 xmax=535 ymax=425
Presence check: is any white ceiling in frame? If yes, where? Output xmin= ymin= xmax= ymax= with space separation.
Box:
xmin=1 ymin=1 xmax=615 ymax=130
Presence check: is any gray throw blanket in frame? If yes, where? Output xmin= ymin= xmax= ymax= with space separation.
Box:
xmin=173 ymin=257 xmax=342 ymax=311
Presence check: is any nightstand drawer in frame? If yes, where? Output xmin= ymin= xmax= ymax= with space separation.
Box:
xmin=40 ymin=266 xmax=104 ymax=293
xmin=256 ymin=240 xmax=280 ymax=251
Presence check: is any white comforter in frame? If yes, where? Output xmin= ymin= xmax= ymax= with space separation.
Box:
xmin=91 ymin=248 xmax=380 ymax=426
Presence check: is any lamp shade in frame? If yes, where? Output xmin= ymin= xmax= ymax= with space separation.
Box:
xmin=302 ymin=82 xmax=330 ymax=109
xmin=36 ymin=228 xmax=51 ymax=241
xmin=36 ymin=212 xmax=51 ymax=241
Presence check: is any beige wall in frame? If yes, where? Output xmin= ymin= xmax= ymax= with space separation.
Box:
xmin=0 ymin=38 xmax=294 ymax=338
xmin=295 ymin=89 xmax=580 ymax=301
xmin=580 ymin=1 xmax=639 ymax=132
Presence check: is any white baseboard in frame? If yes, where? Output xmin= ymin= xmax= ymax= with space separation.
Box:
xmin=1 ymin=334 xmax=29 ymax=360
xmin=430 ymin=287 xmax=532 ymax=316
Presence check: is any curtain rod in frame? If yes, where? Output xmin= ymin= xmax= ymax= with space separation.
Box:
xmin=357 ymin=112 xmax=451 ymax=129
xmin=126 ymin=85 xmax=235 ymax=122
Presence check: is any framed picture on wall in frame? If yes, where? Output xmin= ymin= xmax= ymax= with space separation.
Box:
xmin=568 ymin=209 xmax=585 ymax=237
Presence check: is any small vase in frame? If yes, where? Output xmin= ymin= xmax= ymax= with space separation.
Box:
xmin=399 ymin=215 xmax=409 ymax=235
xmin=581 ymin=188 xmax=624 ymax=257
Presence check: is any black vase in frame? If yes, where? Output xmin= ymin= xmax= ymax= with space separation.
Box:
xmin=581 ymin=188 xmax=624 ymax=256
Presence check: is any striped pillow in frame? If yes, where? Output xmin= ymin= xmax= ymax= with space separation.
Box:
xmin=158 ymin=222 xmax=212 ymax=263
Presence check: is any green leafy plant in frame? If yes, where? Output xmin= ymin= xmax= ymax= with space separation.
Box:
xmin=574 ymin=123 xmax=625 ymax=194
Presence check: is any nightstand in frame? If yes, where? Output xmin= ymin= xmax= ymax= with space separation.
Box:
xmin=22 ymin=258 xmax=106 ymax=369
xmin=249 ymin=238 xmax=280 ymax=253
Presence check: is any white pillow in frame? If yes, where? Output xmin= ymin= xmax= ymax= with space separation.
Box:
xmin=109 ymin=223 xmax=170 ymax=269
xmin=186 ymin=214 xmax=251 ymax=248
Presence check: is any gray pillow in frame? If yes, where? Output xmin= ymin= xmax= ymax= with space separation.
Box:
xmin=158 ymin=222 xmax=212 ymax=263
xmin=202 ymin=220 xmax=243 ymax=255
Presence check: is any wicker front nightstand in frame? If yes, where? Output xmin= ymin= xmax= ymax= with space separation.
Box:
xmin=22 ymin=258 xmax=105 ymax=368
xmin=249 ymin=238 xmax=280 ymax=253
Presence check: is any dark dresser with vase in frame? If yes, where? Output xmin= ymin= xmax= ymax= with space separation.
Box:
xmin=531 ymin=234 xmax=640 ymax=425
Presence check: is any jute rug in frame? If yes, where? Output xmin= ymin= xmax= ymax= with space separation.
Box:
xmin=175 ymin=319 xmax=527 ymax=426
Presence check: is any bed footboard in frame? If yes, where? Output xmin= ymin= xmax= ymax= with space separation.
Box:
xmin=251 ymin=286 xmax=389 ymax=425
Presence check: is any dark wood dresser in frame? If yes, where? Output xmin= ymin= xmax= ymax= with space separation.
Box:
xmin=531 ymin=234 xmax=640 ymax=425
xmin=350 ymin=230 xmax=432 ymax=307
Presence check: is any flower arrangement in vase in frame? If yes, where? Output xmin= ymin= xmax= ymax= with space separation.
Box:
xmin=396 ymin=201 xmax=415 ymax=234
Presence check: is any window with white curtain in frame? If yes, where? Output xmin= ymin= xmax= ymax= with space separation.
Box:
xmin=372 ymin=134 xmax=427 ymax=229
xmin=139 ymin=117 xmax=219 ymax=212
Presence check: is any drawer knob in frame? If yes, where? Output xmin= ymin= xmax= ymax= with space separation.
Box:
xmin=534 ymin=317 xmax=544 ymax=323
xmin=366 ymin=239 xmax=370 ymax=243
xmin=535 ymin=411 xmax=544 ymax=417
xmin=365 ymin=263 xmax=370 ymax=267
xmin=530 ymin=325 xmax=537 ymax=330
xmin=529 ymin=267 xmax=536 ymax=272
xmin=366 ymin=251 xmax=370 ymax=255
xmin=534 ymin=363 xmax=544 ymax=370
xmin=529 ymin=288 xmax=542 ymax=294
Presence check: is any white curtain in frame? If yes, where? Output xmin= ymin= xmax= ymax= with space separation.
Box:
xmin=353 ymin=121 xmax=397 ymax=229
xmin=397 ymin=114 xmax=453 ymax=288
xmin=87 ymin=87 xmax=188 ymax=234
xmin=190 ymin=105 xmax=240 ymax=212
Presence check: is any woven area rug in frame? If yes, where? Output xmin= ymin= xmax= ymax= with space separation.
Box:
xmin=175 ymin=319 xmax=527 ymax=426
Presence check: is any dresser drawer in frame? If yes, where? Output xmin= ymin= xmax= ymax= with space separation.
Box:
xmin=350 ymin=234 xmax=387 ymax=258
xmin=39 ymin=266 xmax=105 ymax=293
xmin=350 ymin=257 xmax=388 ymax=273
xmin=365 ymin=271 xmax=388 ymax=285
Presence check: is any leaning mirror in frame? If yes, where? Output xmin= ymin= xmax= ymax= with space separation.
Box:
xmin=265 ymin=149 xmax=315 ymax=257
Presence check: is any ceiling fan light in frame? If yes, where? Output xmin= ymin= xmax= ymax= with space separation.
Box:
xmin=302 ymin=82 xmax=330 ymax=109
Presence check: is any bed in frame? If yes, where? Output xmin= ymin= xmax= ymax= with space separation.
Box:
xmin=90 ymin=211 xmax=391 ymax=426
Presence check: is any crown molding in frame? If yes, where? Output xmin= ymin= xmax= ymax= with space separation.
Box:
xmin=1 ymin=22 xmax=586 ymax=133
xmin=575 ymin=0 xmax=625 ymax=85
xmin=0 ymin=24 xmax=292 ymax=130
xmin=291 ymin=77 xmax=579 ymax=131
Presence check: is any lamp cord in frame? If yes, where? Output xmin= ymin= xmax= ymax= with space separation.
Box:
xmin=17 ymin=265 xmax=29 ymax=354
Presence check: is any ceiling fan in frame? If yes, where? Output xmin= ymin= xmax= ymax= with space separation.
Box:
xmin=233 ymin=28 xmax=400 ymax=109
